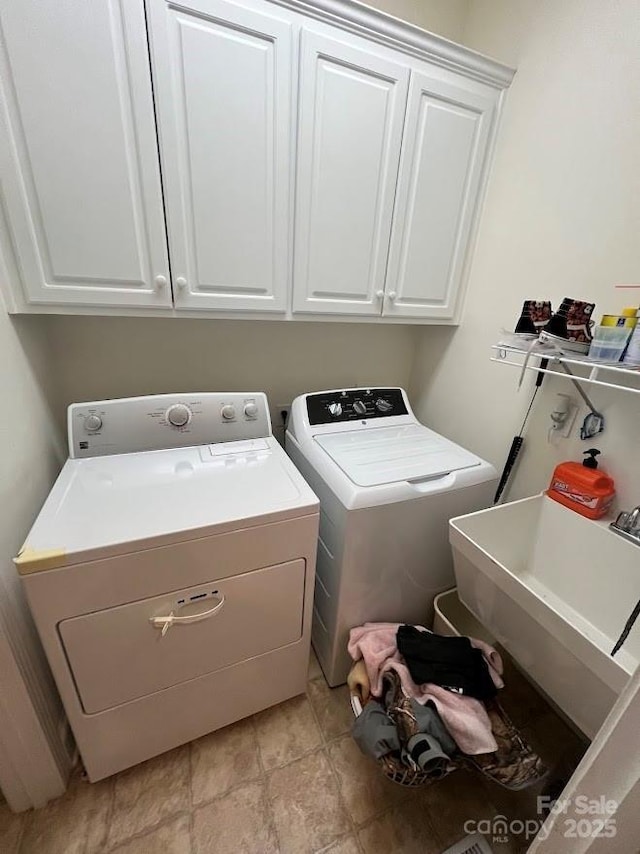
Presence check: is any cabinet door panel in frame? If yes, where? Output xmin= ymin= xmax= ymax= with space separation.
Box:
xmin=0 ymin=0 xmax=170 ymax=308
xmin=148 ymin=0 xmax=292 ymax=311
xmin=293 ymin=29 xmax=409 ymax=315
xmin=384 ymin=72 xmax=495 ymax=320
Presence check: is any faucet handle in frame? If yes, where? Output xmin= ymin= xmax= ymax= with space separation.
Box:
xmin=614 ymin=511 xmax=630 ymax=530
xmin=629 ymin=506 xmax=640 ymax=531
xmin=614 ymin=507 xmax=640 ymax=532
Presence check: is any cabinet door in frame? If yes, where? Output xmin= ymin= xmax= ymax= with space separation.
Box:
xmin=0 ymin=0 xmax=170 ymax=309
xmin=293 ymin=29 xmax=409 ymax=316
xmin=384 ymin=71 xmax=496 ymax=320
xmin=147 ymin=0 xmax=293 ymax=312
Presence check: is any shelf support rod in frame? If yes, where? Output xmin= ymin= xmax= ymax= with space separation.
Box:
xmin=557 ymin=361 xmax=601 ymax=416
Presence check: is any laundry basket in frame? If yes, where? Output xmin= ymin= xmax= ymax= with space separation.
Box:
xmin=348 ymin=653 xmax=548 ymax=791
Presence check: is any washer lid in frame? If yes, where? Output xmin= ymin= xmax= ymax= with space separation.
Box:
xmin=15 ymin=438 xmax=318 ymax=574
xmin=314 ymin=424 xmax=482 ymax=487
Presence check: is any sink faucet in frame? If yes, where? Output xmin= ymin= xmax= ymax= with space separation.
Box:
xmin=610 ymin=506 xmax=640 ymax=546
xmin=610 ymin=505 xmax=640 ymax=657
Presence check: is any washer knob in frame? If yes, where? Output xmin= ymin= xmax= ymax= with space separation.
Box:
xmin=84 ymin=414 xmax=102 ymax=432
xmin=244 ymin=402 xmax=258 ymax=420
xmin=221 ymin=404 xmax=236 ymax=421
xmin=166 ymin=403 xmax=192 ymax=428
xmin=328 ymin=402 xmax=342 ymax=417
xmin=353 ymin=399 xmax=367 ymax=415
xmin=375 ymin=398 xmax=393 ymax=413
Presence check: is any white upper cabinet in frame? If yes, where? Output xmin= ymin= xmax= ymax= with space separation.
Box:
xmin=146 ymin=0 xmax=293 ymax=312
xmin=0 ymin=0 xmax=171 ymax=309
xmin=0 ymin=0 xmax=513 ymax=319
xmin=293 ymin=28 xmax=410 ymax=316
xmin=383 ymin=69 xmax=496 ymax=320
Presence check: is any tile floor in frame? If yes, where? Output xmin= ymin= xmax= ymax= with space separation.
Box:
xmin=1 ymin=651 xmax=587 ymax=854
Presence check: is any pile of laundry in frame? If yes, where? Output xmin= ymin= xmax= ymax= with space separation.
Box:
xmin=347 ymin=622 xmax=547 ymax=790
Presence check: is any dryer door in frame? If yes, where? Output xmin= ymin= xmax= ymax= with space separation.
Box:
xmin=59 ymin=559 xmax=305 ymax=713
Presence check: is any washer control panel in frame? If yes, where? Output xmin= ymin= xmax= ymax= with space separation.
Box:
xmin=306 ymin=388 xmax=408 ymax=425
xmin=68 ymin=393 xmax=271 ymax=459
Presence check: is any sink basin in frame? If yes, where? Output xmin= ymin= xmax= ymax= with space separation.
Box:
xmin=449 ymin=494 xmax=639 ymax=738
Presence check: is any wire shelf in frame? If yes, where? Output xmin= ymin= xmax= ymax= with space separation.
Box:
xmin=491 ymin=343 xmax=640 ymax=396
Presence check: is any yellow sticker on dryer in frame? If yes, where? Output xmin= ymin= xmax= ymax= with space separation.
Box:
xmin=14 ymin=545 xmax=67 ymax=574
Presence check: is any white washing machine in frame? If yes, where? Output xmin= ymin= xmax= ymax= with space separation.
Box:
xmin=16 ymin=392 xmax=318 ymax=781
xmin=286 ymin=387 xmax=497 ymax=687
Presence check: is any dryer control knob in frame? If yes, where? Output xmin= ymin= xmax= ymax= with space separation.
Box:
xmin=166 ymin=403 xmax=192 ymax=428
xmin=84 ymin=414 xmax=102 ymax=432
xmin=375 ymin=398 xmax=393 ymax=413
xmin=353 ymin=399 xmax=367 ymax=415
xmin=221 ymin=404 xmax=236 ymax=421
xmin=244 ymin=402 xmax=258 ymax=420
xmin=328 ymin=402 xmax=342 ymax=417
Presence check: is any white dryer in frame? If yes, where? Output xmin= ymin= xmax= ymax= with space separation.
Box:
xmin=16 ymin=393 xmax=318 ymax=781
xmin=286 ymin=387 xmax=497 ymax=687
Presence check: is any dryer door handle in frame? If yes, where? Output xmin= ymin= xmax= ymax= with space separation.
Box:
xmin=149 ymin=594 xmax=226 ymax=637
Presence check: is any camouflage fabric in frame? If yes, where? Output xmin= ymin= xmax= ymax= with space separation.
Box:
xmin=351 ymin=668 xmax=547 ymax=791
xmin=462 ymin=699 xmax=548 ymax=790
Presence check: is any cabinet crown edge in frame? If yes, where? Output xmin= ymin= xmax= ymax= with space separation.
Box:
xmin=269 ymin=0 xmax=515 ymax=88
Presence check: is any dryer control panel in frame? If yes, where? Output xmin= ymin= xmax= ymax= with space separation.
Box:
xmin=68 ymin=393 xmax=271 ymax=459
xmin=306 ymin=388 xmax=408 ymax=425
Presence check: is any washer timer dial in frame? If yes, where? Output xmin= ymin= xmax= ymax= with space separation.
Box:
xmin=165 ymin=403 xmax=192 ymax=428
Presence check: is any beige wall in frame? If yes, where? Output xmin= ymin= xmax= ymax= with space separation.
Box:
xmin=410 ymin=0 xmax=640 ymax=509
xmin=365 ymin=0 xmax=469 ymax=40
xmin=46 ymin=316 xmax=418 ymax=439
xmin=0 ymin=314 xmax=64 ymax=608
xmin=0 ymin=275 xmax=71 ymax=802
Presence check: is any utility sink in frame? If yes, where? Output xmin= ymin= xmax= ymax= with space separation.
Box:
xmin=450 ymin=494 xmax=640 ymax=739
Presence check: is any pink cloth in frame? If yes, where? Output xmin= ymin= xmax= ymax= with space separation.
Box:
xmin=348 ymin=622 xmax=504 ymax=755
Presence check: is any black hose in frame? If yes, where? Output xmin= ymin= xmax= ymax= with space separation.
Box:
xmin=611 ymin=598 xmax=640 ymax=657
xmin=493 ymin=358 xmax=548 ymax=505
xmin=493 ymin=436 xmax=524 ymax=504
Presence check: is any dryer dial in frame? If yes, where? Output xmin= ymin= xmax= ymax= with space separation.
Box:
xmin=328 ymin=402 xmax=343 ymax=417
xmin=166 ymin=403 xmax=192 ymax=428
xmin=352 ymin=400 xmax=367 ymax=415
xmin=84 ymin=414 xmax=103 ymax=432
xmin=375 ymin=398 xmax=393 ymax=413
